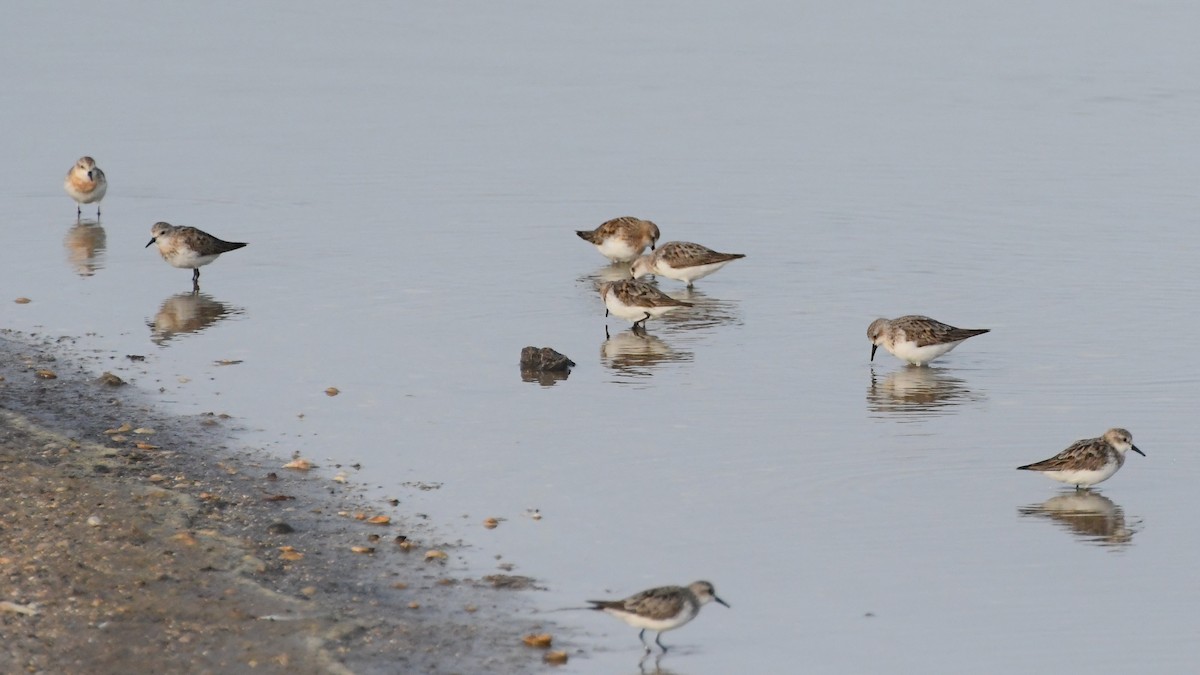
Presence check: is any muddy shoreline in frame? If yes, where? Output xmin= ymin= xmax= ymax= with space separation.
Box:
xmin=0 ymin=331 xmax=554 ymax=674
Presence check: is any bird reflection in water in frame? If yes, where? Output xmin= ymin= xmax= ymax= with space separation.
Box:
xmin=638 ymin=652 xmax=681 ymax=675
xmin=581 ymin=262 xmax=639 ymax=285
xmin=657 ymin=286 xmax=742 ymax=331
xmin=148 ymin=292 xmax=242 ymax=344
xmin=602 ymin=329 xmax=692 ymax=378
xmin=1018 ymin=492 xmax=1138 ymax=548
xmin=64 ymin=221 xmax=107 ymax=277
xmin=867 ymin=366 xmax=983 ymax=418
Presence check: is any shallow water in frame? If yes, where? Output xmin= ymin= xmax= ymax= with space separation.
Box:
xmin=4 ymin=2 xmax=1200 ymax=672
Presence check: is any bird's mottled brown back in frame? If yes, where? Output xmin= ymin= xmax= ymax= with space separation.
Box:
xmin=892 ymin=315 xmax=990 ymax=347
xmin=610 ymin=279 xmax=693 ymax=308
xmin=579 ymin=217 xmax=659 ymax=244
xmin=1020 ymin=437 xmax=1115 ymax=472
xmin=591 ymin=585 xmax=689 ymax=621
xmin=657 ymin=241 xmax=745 ymax=267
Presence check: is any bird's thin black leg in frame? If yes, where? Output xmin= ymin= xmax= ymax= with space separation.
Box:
xmin=655 ymin=632 xmax=668 ymax=653
xmin=638 ymin=629 xmax=651 ymax=654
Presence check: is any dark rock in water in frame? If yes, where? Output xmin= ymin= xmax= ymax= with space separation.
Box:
xmin=520 ymin=347 xmax=574 ymax=386
xmin=519 ymin=347 xmax=574 ymax=372
xmin=267 ymin=522 xmax=295 ymax=535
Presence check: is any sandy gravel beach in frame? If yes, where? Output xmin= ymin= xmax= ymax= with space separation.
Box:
xmin=0 ymin=332 xmax=551 ymax=674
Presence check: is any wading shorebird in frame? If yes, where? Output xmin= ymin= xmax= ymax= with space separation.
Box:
xmin=867 ymin=315 xmax=989 ymax=366
xmin=1018 ymin=428 xmax=1145 ymax=489
xmin=146 ymin=222 xmax=247 ymax=291
xmin=630 ymin=241 xmax=745 ymax=288
xmin=588 ymin=581 xmax=729 ymax=653
xmin=64 ymin=156 xmax=107 ymax=218
xmin=576 ymin=216 xmax=661 ymax=263
xmin=600 ymin=279 xmax=692 ymax=331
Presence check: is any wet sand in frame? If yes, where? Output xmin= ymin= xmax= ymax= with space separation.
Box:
xmin=0 ymin=332 xmax=551 ymax=674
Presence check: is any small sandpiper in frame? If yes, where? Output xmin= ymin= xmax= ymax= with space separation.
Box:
xmin=1018 ymin=428 xmax=1144 ymax=489
xmin=64 ymin=156 xmax=107 ymax=218
xmin=588 ymin=580 xmax=729 ymax=653
xmin=630 ymin=241 xmax=745 ymax=287
xmin=867 ymin=315 xmax=989 ymax=366
xmin=146 ymin=222 xmax=247 ymax=291
xmin=600 ymin=279 xmax=692 ymax=331
xmin=576 ymin=216 xmax=661 ymax=263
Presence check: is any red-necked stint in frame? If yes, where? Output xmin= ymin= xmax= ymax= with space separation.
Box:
xmin=1018 ymin=428 xmax=1144 ymax=489
xmin=588 ymin=581 xmax=729 ymax=653
xmin=576 ymin=216 xmax=660 ymax=263
xmin=64 ymin=156 xmax=107 ymax=218
xmin=599 ymin=279 xmax=692 ymax=331
xmin=631 ymin=240 xmax=745 ymax=288
xmin=867 ymin=315 xmax=989 ymax=366
xmin=146 ymin=222 xmax=247 ymax=291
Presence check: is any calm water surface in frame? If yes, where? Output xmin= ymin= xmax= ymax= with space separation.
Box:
xmin=3 ymin=2 xmax=1200 ymax=672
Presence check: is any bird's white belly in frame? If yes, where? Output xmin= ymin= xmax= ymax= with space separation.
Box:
xmin=165 ymin=251 xmax=219 ymax=270
xmin=603 ymin=291 xmax=680 ymax=322
xmin=1042 ymin=465 xmax=1118 ymax=487
xmin=604 ymin=609 xmax=692 ymax=632
xmin=658 ymin=259 xmax=731 ymax=283
xmin=889 ymin=339 xmax=960 ymax=366
xmin=596 ymin=238 xmax=642 ymax=263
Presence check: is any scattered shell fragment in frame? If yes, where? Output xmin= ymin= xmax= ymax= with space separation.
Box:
xmin=522 ymin=633 xmax=553 ymax=648
xmin=171 ymin=531 xmax=198 ymax=546
xmin=97 ymin=372 xmax=125 ymax=386
xmin=133 ymin=427 xmax=155 ymax=435
xmin=283 ymin=458 xmax=315 ymax=471
xmin=325 ymin=387 xmax=340 ymax=396
xmin=214 ymin=359 xmax=243 ymax=366
xmin=14 ymin=297 xmax=31 ymax=304
xmin=544 ymin=650 xmax=569 ymax=665
xmin=135 ymin=442 xmax=160 ymax=450
xmin=280 ymin=550 xmax=304 ymax=562
xmin=105 ymin=423 xmax=133 ymax=435
xmin=0 ymin=601 xmax=38 ymax=616
xmin=366 ymin=515 xmax=391 ymax=525
xmin=397 ymin=539 xmax=415 ymax=551
xmin=391 ymin=582 xmax=408 ymax=590
xmin=483 ymin=517 xmax=499 ymax=529
xmin=35 ymin=369 xmax=57 ymax=379
xmin=86 ymin=515 xmax=102 ymax=527
xmin=408 ymin=601 xmax=420 ymax=610
xmin=147 ymin=474 xmax=166 ymax=483
xmin=351 ymin=546 xmax=375 ymax=554
xmin=464 ymin=604 xmax=478 ymax=613
xmin=332 ymin=472 xmax=348 ymax=483
xmin=424 ymin=549 xmax=448 ymax=561
xmin=109 ymin=435 xmax=128 ymax=443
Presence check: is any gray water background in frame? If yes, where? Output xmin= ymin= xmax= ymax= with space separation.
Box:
xmin=3 ymin=2 xmax=1200 ymax=673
